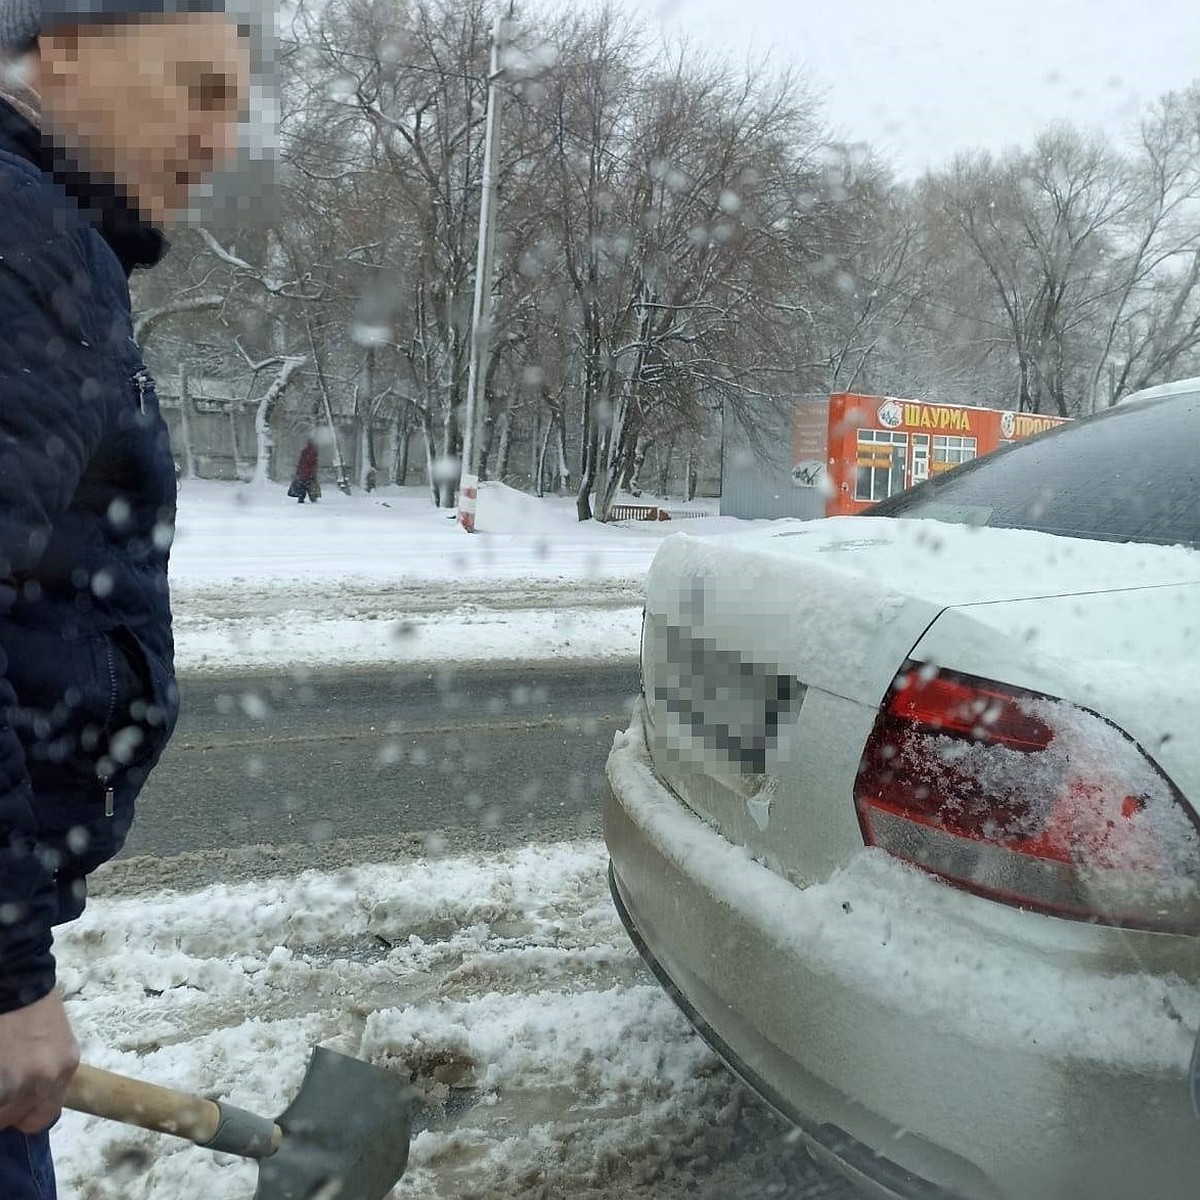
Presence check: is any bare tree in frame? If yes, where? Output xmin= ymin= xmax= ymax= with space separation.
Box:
xmin=290 ymin=0 xmax=498 ymax=505
xmin=1088 ymin=85 xmax=1200 ymax=405
xmin=923 ymin=108 xmax=1200 ymax=415
xmin=526 ymin=8 xmax=830 ymax=519
xmin=930 ymin=131 xmax=1133 ymax=415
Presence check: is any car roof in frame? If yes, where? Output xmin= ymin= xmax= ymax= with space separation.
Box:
xmin=1118 ymin=377 xmax=1200 ymax=406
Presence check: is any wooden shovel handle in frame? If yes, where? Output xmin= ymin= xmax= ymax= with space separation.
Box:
xmin=66 ymin=1063 xmax=225 ymax=1144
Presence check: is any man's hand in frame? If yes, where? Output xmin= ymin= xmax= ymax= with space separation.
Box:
xmin=0 ymin=991 xmax=79 ymax=1133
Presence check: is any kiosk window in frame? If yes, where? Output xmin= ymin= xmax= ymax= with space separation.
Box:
xmin=856 ymin=430 xmax=908 ymax=502
xmin=932 ymin=435 xmax=978 ymax=471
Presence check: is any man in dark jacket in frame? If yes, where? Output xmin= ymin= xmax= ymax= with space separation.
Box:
xmin=0 ymin=3 xmax=247 ymax=1194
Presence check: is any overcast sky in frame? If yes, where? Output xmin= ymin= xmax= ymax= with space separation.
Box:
xmin=643 ymin=0 xmax=1200 ymax=177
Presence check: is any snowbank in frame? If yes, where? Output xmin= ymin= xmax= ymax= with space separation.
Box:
xmin=174 ymin=601 xmax=647 ymax=673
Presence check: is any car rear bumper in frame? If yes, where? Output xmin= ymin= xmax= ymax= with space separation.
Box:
xmin=607 ymin=859 xmax=959 ymax=1200
xmin=604 ymin=706 xmax=1200 ymax=1200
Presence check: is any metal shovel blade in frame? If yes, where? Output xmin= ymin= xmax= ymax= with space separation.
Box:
xmin=253 ymin=1047 xmax=416 ymax=1200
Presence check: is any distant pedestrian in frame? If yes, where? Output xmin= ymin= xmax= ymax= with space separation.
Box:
xmin=289 ymin=438 xmax=322 ymax=504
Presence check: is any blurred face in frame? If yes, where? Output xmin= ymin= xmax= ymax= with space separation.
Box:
xmin=37 ymin=12 xmax=248 ymax=226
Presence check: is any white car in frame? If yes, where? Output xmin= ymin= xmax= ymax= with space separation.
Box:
xmin=605 ymin=387 xmax=1200 ymax=1199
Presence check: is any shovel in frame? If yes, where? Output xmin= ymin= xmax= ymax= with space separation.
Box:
xmin=65 ymin=1047 xmax=416 ymax=1200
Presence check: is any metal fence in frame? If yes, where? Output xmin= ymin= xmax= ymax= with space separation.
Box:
xmin=608 ymin=504 xmax=710 ymax=522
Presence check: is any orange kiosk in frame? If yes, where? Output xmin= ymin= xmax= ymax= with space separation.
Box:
xmin=818 ymin=393 xmax=1069 ymax=518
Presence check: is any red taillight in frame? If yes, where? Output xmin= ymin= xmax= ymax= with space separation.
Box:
xmin=886 ymin=669 xmax=1053 ymax=752
xmin=855 ymin=663 xmax=1200 ymax=931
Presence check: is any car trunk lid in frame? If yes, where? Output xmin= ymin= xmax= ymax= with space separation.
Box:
xmin=641 ymin=518 xmax=1200 ymax=877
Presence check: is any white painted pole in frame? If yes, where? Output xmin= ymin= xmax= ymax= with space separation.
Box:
xmin=458 ymin=13 xmax=509 ymax=533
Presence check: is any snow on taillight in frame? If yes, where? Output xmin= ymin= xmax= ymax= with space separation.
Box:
xmin=854 ymin=663 xmax=1200 ymax=931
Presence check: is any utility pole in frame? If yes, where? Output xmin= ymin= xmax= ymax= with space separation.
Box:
xmin=458 ymin=8 xmax=512 ymax=533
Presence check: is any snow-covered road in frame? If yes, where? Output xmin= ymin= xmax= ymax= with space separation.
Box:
xmin=48 ymin=481 xmax=855 ymax=1195
xmin=167 ymin=480 xmax=748 ymax=673
xmin=58 ymin=842 xmax=851 ymax=1199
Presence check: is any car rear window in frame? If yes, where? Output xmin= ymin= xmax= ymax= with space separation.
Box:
xmin=868 ymin=393 xmax=1200 ymax=549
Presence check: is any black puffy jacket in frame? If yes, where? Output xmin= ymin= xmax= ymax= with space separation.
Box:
xmin=0 ymin=98 xmax=180 ymax=1012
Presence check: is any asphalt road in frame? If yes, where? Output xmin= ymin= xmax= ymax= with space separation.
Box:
xmin=121 ymin=663 xmax=641 ymax=860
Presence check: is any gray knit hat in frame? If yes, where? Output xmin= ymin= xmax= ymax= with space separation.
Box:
xmin=0 ymin=0 xmax=223 ymax=49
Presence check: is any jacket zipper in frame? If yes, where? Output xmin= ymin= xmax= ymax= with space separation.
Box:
xmin=100 ymin=636 xmax=118 ymax=818
xmin=132 ymin=369 xmax=150 ymax=414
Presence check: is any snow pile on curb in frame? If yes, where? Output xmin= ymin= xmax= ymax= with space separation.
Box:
xmin=174 ymin=598 xmax=647 ymax=673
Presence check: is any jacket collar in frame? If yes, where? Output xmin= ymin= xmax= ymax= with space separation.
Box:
xmin=0 ymin=94 xmax=167 ymax=275
xmin=0 ymin=70 xmax=40 ymax=129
